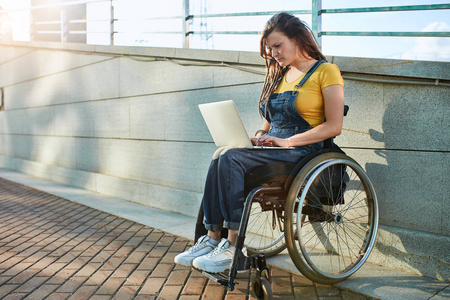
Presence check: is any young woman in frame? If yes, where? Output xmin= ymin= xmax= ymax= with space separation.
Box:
xmin=175 ymin=12 xmax=344 ymax=273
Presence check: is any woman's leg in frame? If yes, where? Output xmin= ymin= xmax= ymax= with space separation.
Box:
xmin=202 ymin=159 xmax=225 ymax=232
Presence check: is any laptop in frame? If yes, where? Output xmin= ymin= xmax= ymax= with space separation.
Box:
xmin=198 ymin=100 xmax=294 ymax=149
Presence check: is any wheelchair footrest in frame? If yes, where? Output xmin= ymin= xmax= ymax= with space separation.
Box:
xmin=202 ymin=271 xmax=229 ymax=285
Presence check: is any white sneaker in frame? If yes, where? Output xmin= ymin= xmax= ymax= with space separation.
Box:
xmin=174 ymin=235 xmax=217 ymax=267
xmin=192 ymin=238 xmax=235 ymax=273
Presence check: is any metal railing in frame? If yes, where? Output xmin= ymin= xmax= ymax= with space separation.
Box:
xmin=0 ymin=0 xmax=449 ymax=52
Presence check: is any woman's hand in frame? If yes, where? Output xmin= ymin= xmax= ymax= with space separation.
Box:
xmin=253 ymin=135 xmax=291 ymax=147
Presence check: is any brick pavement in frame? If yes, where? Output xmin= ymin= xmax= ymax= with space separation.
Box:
xmin=0 ymin=177 xmax=374 ymax=300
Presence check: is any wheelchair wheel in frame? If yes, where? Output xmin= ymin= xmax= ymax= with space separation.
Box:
xmin=285 ymin=152 xmax=378 ymax=284
xmin=245 ymin=197 xmax=286 ymax=257
xmin=195 ymin=198 xmax=286 ymax=258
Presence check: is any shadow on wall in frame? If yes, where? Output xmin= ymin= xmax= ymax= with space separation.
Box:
xmin=4 ymin=57 xmax=100 ymax=193
xmin=365 ymin=83 xmax=449 ymax=281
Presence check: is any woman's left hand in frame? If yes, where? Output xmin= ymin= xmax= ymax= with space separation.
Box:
xmin=255 ymin=135 xmax=291 ymax=148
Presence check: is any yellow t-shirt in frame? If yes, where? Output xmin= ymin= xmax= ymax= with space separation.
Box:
xmin=274 ymin=63 xmax=344 ymax=128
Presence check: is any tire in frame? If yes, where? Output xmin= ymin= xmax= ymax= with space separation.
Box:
xmin=285 ymin=152 xmax=379 ymax=284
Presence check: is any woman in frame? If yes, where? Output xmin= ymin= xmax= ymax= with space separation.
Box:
xmin=174 ymin=12 xmax=344 ymax=273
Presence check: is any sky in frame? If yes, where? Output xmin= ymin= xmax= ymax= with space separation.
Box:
xmin=0 ymin=0 xmax=449 ymax=61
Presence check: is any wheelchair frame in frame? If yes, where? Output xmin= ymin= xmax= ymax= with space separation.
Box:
xmin=194 ymin=106 xmax=379 ymax=299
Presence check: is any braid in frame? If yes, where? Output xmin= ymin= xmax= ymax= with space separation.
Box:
xmin=258 ymin=60 xmax=284 ymax=118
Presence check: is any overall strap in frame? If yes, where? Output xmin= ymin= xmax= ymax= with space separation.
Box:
xmin=295 ymin=59 xmax=327 ymax=89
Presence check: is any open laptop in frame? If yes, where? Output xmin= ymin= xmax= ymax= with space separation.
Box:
xmin=198 ymin=100 xmax=294 ymax=149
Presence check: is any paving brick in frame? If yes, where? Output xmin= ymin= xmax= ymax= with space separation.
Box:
xmin=203 ymin=283 xmax=227 ymax=299
xmin=294 ymin=286 xmax=318 ymax=299
xmin=9 ymin=268 xmax=41 ymax=284
xmin=0 ymin=284 xmax=19 ymax=298
xmin=159 ymin=285 xmax=183 ymax=299
xmin=47 ymin=292 xmax=72 ymax=300
xmin=111 ymin=263 xmax=137 ymax=278
xmin=271 ymin=276 xmax=293 ymax=294
xmin=139 ymin=277 xmax=165 ymax=295
xmin=74 ymin=262 xmax=102 ymax=277
xmin=15 ymin=276 xmax=49 ymax=293
xmin=149 ymin=262 xmax=174 ymax=278
xmin=124 ymin=270 xmax=151 ymax=286
xmin=84 ymin=270 xmax=113 ymax=286
xmin=25 ymin=284 xmax=59 ymax=299
xmin=95 ymin=277 xmax=125 ymax=295
xmin=165 ymin=269 xmax=190 ymax=286
xmin=113 ymin=285 xmax=139 ymax=300
xmin=56 ymin=276 xmax=87 ymax=293
xmin=182 ymin=277 xmax=207 ymax=295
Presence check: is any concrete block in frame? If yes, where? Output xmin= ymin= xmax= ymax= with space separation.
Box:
xmin=0 ymin=155 xmax=17 ymax=170
xmin=163 ymin=84 xmax=263 ymax=143
xmin=369 ymin=225 xmax=450 ymax=281
xmin=334 ymin=56 xmax=450 ymax=80
xmin=54 ymin=103 xmax=96 ymax=137
xmin=212 ymin=65 xmax=264 ymax=87
xmin=129 ymin=95 xmax=165 ymax=140
xmin=8 ymin=135 xmax=32 ymax=160
xmin=0 ymin=45 xmax=33 ymax=66
xmin=29 ymin=136 xmax=76 ymax=168
xmin=95 ymin=173 xmax=202 ymax=218
xmin=237 ymin=51 xmax=264 ymax=66
xmin=76 ymin=138 xmax=99 ymax=173
xmin=346 ymin=149 xmax=445 ymax=236
xmin=96 ymin=139 xmax=213 ymax=192
xmin=118 ymin=58 xmax=214 ymax=98
xmin=97 ymin=138 xmax=131 ymax=177
xmin=382 ymin=84 xmax=449 ymax=152
xmin=0 ymin=110 xmax=24 ymax=134
xmin=0 ymin=134 xmax=7 ymax=156
xmin=47 ymin=164 xmax=97 ymax=192
xmin=94 ymin=99 xmax=130 ymax=138
xmin=0 ymin=49 xmax=109 ymax=87
xmin=64 ymin=58 xmax=120 ymax=103
xmin=6 ymin=77 xmax=65 ymax=110
xmin=175 ymin=48 xmax=239 ymax=63
xmin=129 ymin=46 xmax=175 ymax=58
xmin=21 ymin=107 xmax=55 ymax=136
xmin=95 ymin=44 xmax=130 ymax=55
xmin=335 ymin=80 xmax=385 ymax=149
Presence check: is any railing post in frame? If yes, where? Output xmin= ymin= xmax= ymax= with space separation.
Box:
xmin=110 ymin=0 xmax=114 ymax=45
xmin=183 ymin=0 xmax=190 ymax=48
xmin=61 ymin=8 xmax=68 ymax=43
xmin=311 ymin=0 xmax=322 ymax=49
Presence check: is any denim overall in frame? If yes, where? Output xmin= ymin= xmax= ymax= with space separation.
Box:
xmin=203 ymin=60 xmax=326 ymax=231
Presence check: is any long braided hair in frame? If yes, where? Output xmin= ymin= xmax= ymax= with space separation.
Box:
xmin=259 ymin=12 xmax=326 ymax=118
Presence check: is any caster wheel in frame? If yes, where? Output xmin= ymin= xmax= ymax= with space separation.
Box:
xmin=251 ymin=272 xmax=273 ymax=300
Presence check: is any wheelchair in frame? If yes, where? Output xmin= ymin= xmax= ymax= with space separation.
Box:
xmin=194 ymin=106 xmax=379 ymax=299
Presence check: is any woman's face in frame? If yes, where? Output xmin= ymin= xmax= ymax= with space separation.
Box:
xmin=266 ymin=30 xmax=299 ymax=67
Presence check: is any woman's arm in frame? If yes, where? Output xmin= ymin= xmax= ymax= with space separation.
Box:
xmin=255 ymin=84 xmax=344 ymax=147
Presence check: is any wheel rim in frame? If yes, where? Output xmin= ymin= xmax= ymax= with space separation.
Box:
xmin=245 ymin=200 xmax=285 ymax=254
xmin=295 ymin=159 xmax=378 ymax=279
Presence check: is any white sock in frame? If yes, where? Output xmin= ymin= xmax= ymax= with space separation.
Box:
xmin=208 ymin=238 xmax=220 ymax=246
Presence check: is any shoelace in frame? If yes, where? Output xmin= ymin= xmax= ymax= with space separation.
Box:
xmin=188 ymin=237 xmax=209 ymax=253
xmin=206 ymin=241 xmax=231 ymax=257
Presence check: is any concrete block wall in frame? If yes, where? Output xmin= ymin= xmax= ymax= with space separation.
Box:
xmin=0 ymin=41 xmax=449 ymax=281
